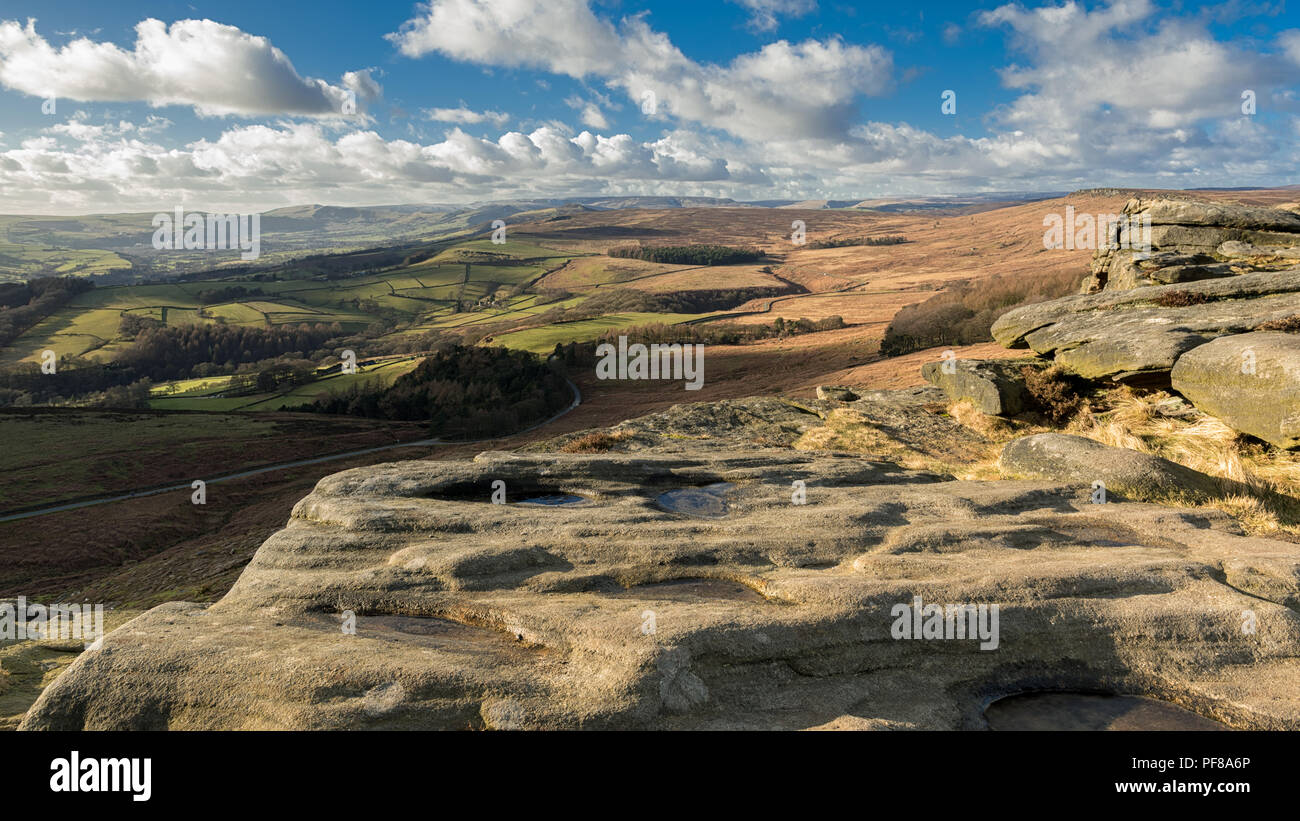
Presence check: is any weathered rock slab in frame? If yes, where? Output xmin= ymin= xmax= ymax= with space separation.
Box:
xmin=20 ymin=433 xmax=1300 ymax=731
xmin=816 ymin=385 xmax=859 ymax=402
xmin=993 ymin=268 xmax=1300 ymax=384
xmin=1141 ymin=199 xmax=1300 ymax=232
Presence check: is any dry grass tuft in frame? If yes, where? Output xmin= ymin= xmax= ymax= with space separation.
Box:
xmin=948 ymin=399 xmax=1008 ymax=438
xmin=557 ymin=430 xmax=633 ymax=453
xmin=1068 ymin=389 xmax=1300 ymax=536
xmin=1154 ymin=290 xmax=1215 ymax=307
xmin=794 ymin=408 xmax=938 ymax=471
xmin=1255 ymin=315 xmax=1300 ymax=333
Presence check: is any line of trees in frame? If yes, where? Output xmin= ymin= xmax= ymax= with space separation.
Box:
xmin=298 ymin=344 xmax=572 ymax=440
xmin=0 ymin=277 xmax=95 ymax=348
xmin=568 ymin=286 xmax=795 ymax=316
xmin=122 ymin=322 xmax=344 ymax=381
xmin=195 ymin=285 xmax=265 ymax=304
xmin=805 ymin=235 xmax=907 ymax=249
xmin=608 ymin=245 xmax=764 ymax=265
xmin=880 ymin=269 xmax=1081 ymax=356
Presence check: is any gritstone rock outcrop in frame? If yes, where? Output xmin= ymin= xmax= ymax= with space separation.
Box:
xmin=1085 ymin=197 xmax=1300 ymax=293
xmin=992 ymin=198 xmax=1300 ymax=447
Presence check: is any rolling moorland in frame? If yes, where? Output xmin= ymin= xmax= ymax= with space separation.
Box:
xmin=3 ymin=185 xmax=1299 ymax=615
xmin=18 ymin=189 xmax=1300 ymax=729
xmin=8 ymin=186 xmax=1300 ymax=729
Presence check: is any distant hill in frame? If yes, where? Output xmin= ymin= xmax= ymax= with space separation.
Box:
xmin=3 ymin=186 xmax=1296 ymax=282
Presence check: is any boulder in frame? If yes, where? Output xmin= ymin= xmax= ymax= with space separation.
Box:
xmin=1145 ymin=224 xmax=1300 ymax=250
xmin=531 ymin=388 xmax=995 ymax=470
xmin=1170 ymin=331 xmax=1300 ymax=449
xmin=920 ymin=358 xmax=1035 ymax=416
xmin=797 ymin=385 xmax=999 ymax=469
xmin=1091 ymin=251 xmax=1231 ymax=292
xmin=531 ymin=396 xmax=825 ymax=454
xmin=1148 ymin=263 xmax=1240 ymax=285
xmin=999 ymin=433 xmax=1223 ymax=502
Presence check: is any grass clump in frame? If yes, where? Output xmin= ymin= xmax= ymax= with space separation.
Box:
xmin=1153 ymin=290 xmax=1215 ymax=307
xmin=558 ymin=430 xmax=632 ymax=453
xmin=1254 ymin=315 xmax=1300 ymax=333
xmin=1021 ymin=364 xmax=1088 ymax=425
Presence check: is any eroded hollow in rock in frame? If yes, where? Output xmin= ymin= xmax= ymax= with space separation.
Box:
xmin=656 ymin=482 xmax=735 ymax=518
xmin=429 ymin=481 xmax=590 ymax=506
xmin=518 ymin=494 xmax=587 ymax=507
xmin=984 ymin=691 xmax=1230 ymax=731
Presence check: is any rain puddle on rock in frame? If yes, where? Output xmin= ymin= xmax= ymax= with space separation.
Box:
xmin=656 ymin=483 xmax=734 ymax=518
xmin=985 ymin=692 xmax=1230 ymax=731
xmin=517 ymin=494 xmax=587 ymax=507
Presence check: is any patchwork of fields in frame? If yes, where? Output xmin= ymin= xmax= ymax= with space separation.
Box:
xmin=0 ymin=203 xmax=504 ymax=282
xmin=0 ymin=228 xmax=755 ymax=381
xmin=489 ymin=311 xmax=708 ymax=353
xmin=0 ymin=243 xmax=575 ymax=366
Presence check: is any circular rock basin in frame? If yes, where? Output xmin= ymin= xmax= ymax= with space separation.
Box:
xmin=656 ymin=483 xmax=734 ymax=518
xmin=985 ymin=692 xmax=1230 ymax=731
xmin=517 ymin=494 xmax=587 ymax=506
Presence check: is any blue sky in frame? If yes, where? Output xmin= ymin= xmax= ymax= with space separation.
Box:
xmin=0 ymin=0 xmax=1297 ymax=213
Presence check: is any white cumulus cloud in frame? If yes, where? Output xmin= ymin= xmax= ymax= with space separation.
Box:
xmin=388 ymin=0 xmax=893 ymax=142
xmin=424 ymin=106 xmax=512 ymax=127
xmin=0 ymin=18 xmax=380 ymax=117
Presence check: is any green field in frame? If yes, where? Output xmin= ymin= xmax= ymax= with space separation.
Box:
xmin=1 ymin=278 xmax=382 ymax=366
xmin=149 ymin=375 xmax=241 ymax=397
xmin=147 ymin=356 xmax=422 ymax=411
xmin=236 ymin=357 xmax=422 ymax=410
xmin=489 ymin=312 xmax=706 ymax=353
xmin=0 ymin=204 xmax=508 ymax=282
xmin=0 ymin=408 xmax=430 ymax=510
xmin=430 ymin=238 xmax=572 ymax=263
xmin=2 ymin=244 xmax=735 ymax=366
